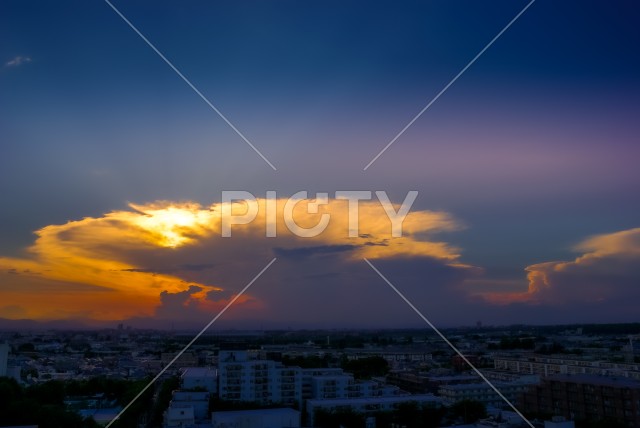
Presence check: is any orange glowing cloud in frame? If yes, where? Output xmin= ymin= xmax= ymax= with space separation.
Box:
xmin=0 ymin=202 xmax=224 ymax=320
xmin=480 ymin=227 xmax=640 ymax=306
xmin=0 ymin=197 xmax=466 ymax=322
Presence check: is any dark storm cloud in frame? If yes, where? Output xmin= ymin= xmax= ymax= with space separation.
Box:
xmin=273 ymin=244 xmax=357 ymax=260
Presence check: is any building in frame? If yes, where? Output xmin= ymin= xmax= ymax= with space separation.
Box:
xmin=521 ymin=374 xmax=640 ymax=426
xmin=385 ymin=371 xmax=432 ymax=393
xmin=162 ymin=352 xmax=198 ymax=369
xmin=217 ymin=351 xmax=301 ymax=406
xmin=211 ymin=408 xmax=300 ymax=428
xmin=438 ymin=379 xmax=536 ymax=408
xmin=164 ymin=405 xmax=195 ymax=428
xmin=305 ymin=394 xmax=442 ymax=426
xmin=182 ymin=367 xmax=217 ymax=393
xmin=309 ymin=374 xmax=403 ymax=400
xmin=309 ymin=374 xmax=353 ymax=399
xmin=300 ymin=368 xmax=344 ymax=399
xmin=171 ymin=391 xmax=210 ymax=421
xmin=452 ymin=354 xmax=484 ymax=372
xmin=218 ymin=350 xmax=425 ymax=416
xmin=494 ymin=355 xmax=640 ymax=380
xmin=345 ymin=348 xmax=433 ymax=364
xmin=545 ymin=416 xmax=575 ymax=428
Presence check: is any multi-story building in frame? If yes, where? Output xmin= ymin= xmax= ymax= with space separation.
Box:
xmin=300 ymin=368 xmax=344 ymax=400
xmin=309 ymin=374 xmax=353 ymax=399
xmin=345 ymin=348 xmax=433 ymax=364
xmin=438 ymin=378 xmax=537 ymax=408
xmin=217 ymin=351 xmax=302 ymax=406
xmin=521 ymin=374 xmax=640 ymax=426
xmin=494 ymin=355 xmax=640 ymax=380
xmin=385 ymin=371 xmax=432 ymax=393
xmin=311 ymin=374 xmax=404 ymax=400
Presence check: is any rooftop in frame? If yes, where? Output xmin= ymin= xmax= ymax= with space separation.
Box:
xmin=306 ymin=394 xmax=441 ymax=407
xmin=546 ymin=374 xmax=640 ymax=388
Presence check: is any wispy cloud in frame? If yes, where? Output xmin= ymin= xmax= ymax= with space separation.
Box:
xmin=5 ymin=55 xmax=32 ymax=68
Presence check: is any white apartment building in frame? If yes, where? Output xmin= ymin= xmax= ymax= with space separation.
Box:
xmin=300 ymin=368 xmax=344 ymax=399
xmin=218 ymin=351 xmax=302 ymax=406
xmin=310 ymin=374 xmax=404 ymax=400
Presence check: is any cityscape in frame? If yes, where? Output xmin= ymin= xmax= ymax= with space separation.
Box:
xmin=2 ymin=324 xmax=640 ymax=427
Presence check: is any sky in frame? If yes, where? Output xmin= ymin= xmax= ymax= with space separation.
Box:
xmin=1 ymin=0 xmax=639 ymax=329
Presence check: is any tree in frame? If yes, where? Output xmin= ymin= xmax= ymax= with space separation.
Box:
xmin=314 ymin=408 xmax=365 ymax=428
xmin=0 ymin=377 xmax=99 ymax=428
xmin=151 ymin=376 xmax=180 ymax=427
xmin=341 ymin=356 xmax=389 ymax=379
xmin=450 ymin=399 xmax=486 ymax=424
xmin=18 ymin=342 xmax=36 ymax=352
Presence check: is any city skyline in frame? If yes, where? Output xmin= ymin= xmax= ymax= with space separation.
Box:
xmin=1 ymin=0 xmax=640 ymax=329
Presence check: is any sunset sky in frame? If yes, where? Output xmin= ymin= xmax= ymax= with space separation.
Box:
xmin=1 ymin=0 xmax=639 ymax=329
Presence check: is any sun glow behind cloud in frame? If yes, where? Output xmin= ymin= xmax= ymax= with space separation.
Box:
xmin=130 ymin=202 xmax=218 ymax=248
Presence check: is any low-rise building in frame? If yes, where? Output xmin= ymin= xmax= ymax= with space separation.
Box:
xmin=439 ymin=379 xmax=536 ymax=408
xmin=211 ymin=408 xmax=300 ymax=428
xmin=521 ymin=374 xmax=640 ymax=426
xmin=172 ymin=391 xmax=210 ymax=421
xmin=182 ymin=367 xmax=217 ymax=393
xmin=494 ymin=355 xmax=640 ymax=380
xmin=305 ymin=394 xmax=442 ymax=427
xmin=164 ymin=405 xmax=195 ymax=428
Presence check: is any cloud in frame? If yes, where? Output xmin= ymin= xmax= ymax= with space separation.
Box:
xmin=526 ymin=228 xmax=640 ymax=302
xmin=479 ymin=228 xmax=640 ymax=321
xmin=5 ymin=56 xmax=32 ymax=68
xmin=118 ymin=263 xmax=215 ymax=274
xmin=273 ymin=244 xmax=356 ymax=259
xmin=0 ymin=198 xmax=468 ymax=326
xmin=0 ymin=305 xmax=28 ymax=318
xmin=155 ymin=285 xmax=202 ymax=320
xmin=206 ymin=288 xmax=236 ymax=302
xmin=6 ymin=196 xmax=637 ymax=327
